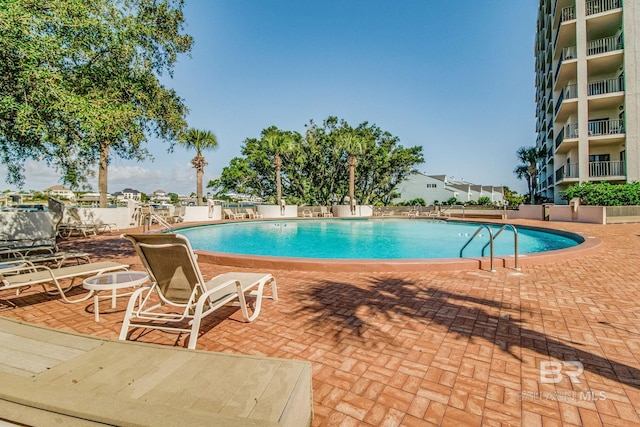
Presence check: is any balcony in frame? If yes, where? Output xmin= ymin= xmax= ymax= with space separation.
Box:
xmin=586 ymin=0 xmax=622 ymax=16
xmin=587 ymin=118 xmax=624 ymax=136
xmin=555 ymin=84 xmax=578 ymax=120
xmin=588 ymin=77 xmax=623 ymax=96
xmin=554 ymin=6 xmax=576 ymax=52
xmin=588 ymin=35 xmax=623 ymax=56
xmin=555 ymin=163 xmax=579 ymax=183
xmin=555 ymin=46 xmax=577 ymax=86
xmin=589 ymin=160 xmax=625 ymax=177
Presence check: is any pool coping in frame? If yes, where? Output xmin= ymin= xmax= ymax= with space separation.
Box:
xmin=189 ymin=219 xmax=603 ymax=272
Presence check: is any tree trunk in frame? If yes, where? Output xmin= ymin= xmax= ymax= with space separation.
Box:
xmin=191 ymin=153 xmax=208 ymax=206
xmin=99 ymin=144 xmax=109 ymax=208
xmin=196 ymin=167 xmax=203 ymax=206
xmin=274 ymin=154 xmax=282 ymax=213
xmin=348 ymin=154 xmax=356 ymax=214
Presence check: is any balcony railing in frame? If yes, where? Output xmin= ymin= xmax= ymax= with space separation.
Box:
xmin=586 ymin=0 xmax=622 ymax=16
xmin=588 ymin=76 xmax=624 ymax=96
xmin=554 ymin=84 xmax=578 ymax=115
xmin=561 ymin=6 xmax=575 ymax=21
xmin=589 ymin=161 xmax=625 ymax=177
xmin=566 ymin=123 xmax=579 ymax=138
xmin=587 ymin=118 xmax=625 ymax=135
xmin=587 ymin=35 xmax=623 ymax=56
xmin=555 ymin=46 xmax=577 ymax=79
xmin=555 ymin=91 xmax=564 ymax=116
xmin=563 ymin=45 xmax=577 ymax=60
xmin=555 ymin=163 xmax=579 ymax=182
xmin=555 ymin=126 xmax=565 ymax=149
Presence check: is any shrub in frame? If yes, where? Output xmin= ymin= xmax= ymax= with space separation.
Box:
xmin=561 ymin=182 xmax=640 ymax=206
xmin=477 ymin=196 xmax=492 ymax=206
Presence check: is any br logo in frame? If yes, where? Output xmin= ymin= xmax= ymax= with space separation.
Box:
xmin=540 ymin=361 xmax=584 ymax=384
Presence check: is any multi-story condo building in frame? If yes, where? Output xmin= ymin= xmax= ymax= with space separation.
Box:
xmin=534 ymin=0 xmax=638 ymax=203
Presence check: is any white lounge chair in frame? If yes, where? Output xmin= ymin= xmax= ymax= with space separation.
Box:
xmin=0 ymin=262 xmax=129 ymax=304
xmin=223 ymin=208 xmax=245 ymax=220
xmin=245 ymin=208 xmax=263 ymax=219
xmin=319 ymin=206 xmax=333 ymax=217
xmin=120 ymin=234 xmax=277 ymax=349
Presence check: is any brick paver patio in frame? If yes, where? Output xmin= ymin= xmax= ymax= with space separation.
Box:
xmin=2 ymin=219 xmax=639 ymax=426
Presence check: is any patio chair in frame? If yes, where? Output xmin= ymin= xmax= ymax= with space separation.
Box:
xmin=120 ymin=233 xmax=277 ymax=349
xmin=223 ymin=208 xmax=245 ymax=220
xmin=301 ymin=209 xmax=313 ymax=218
xmin=319 ymin=206 xmax=333 ymax=217
xmin=0 ymin=247 xmax=91 ymax=268
xmin=0 ymin=261 xmax=129 ymax=304
xmin=245 ymin=208 xmax=263 ymax=219
xmin=60 ymin=207 xmax=117 ymax=237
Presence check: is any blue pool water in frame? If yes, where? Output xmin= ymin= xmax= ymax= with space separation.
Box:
xmin=176 ymin=219 xmax=581 ymax=259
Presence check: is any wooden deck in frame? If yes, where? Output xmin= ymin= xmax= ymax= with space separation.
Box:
xmin=0 ymin=317 xmax=312 ymax=426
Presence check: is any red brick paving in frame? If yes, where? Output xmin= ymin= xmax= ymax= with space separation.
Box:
xmin=2 ymin=219 xmax=640 ymax=426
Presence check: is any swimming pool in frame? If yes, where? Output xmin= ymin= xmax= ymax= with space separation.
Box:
xmin=177 ymin=219 xmax=582 ymax=260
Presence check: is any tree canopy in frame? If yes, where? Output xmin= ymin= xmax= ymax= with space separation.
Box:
xmin=209 ymin=117 xmax=424 ymax=205
xmin=0 ymin=0 xmax=193 ymax=190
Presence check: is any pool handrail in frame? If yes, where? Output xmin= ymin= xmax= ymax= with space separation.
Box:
xmin=481 ymin=224 xmax=520 ymax=271
xmin=459 ymin=225 xmax=496 ymax=272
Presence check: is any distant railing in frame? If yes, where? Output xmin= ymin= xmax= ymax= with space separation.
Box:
xmin=588 ymin=76 xmax=624 ymax=95
xmin=588 ymin=35 xmax=623 ymax=56
xmin=586 ymin=0 xmax=622 ymax=16
xmin=566 ymin=123 xmax=578 ymax=138
xmin=554 ymin=90 xmax=564 ymax=115
xmin=587 ymin=118 xmax=625 ymax=136
xmin=563 ymin=45 xmax=577 ymax=60
xmin=589 ymin=160 xmax=625 ymax=177
xmin=561 ymin=6 xmax=575 ymax=21
xmin=555 ymin=163 xmax=579 ymax=182
xmin=555 ymin=127 xmax=565 ymax=149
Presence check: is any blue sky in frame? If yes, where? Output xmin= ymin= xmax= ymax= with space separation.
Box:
xmin=4 ymin=0 xmax=538 ymax=195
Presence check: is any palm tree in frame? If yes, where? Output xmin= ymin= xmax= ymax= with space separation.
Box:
xmin=514 ymin=145 xmax=547 ymax=204
xmin=263 ymin=131 xmax=296 ymax=212
xmin=178 ymin=128 xmax=218 ymax=206
xmin=338 ymin=133 xmax=366 ymax=214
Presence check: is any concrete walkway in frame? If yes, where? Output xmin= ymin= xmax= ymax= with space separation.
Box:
xmin=1 ymin=219 xmax=640 ymax=426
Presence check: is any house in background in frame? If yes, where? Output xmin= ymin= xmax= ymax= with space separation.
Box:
xmin=149 ymin=189 xmax=171 ymax=204
xmin=394 ymin=173 xmax=504 ymax=205
xmin=44 ymin=185 xmax=75 ymax=200
xmin=112 ymin=188 xmax=141 ymax=203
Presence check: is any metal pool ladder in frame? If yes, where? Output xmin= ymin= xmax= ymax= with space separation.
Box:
xmin=459 ymin=224 xmax=519 ymax=272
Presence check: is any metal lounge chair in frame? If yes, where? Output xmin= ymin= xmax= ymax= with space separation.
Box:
xmin=59 ymin=207 xmax=117 ymax=237
xmin=0 ymin=248 xmax=91 ymax=268
xmin=120 ymin=234 xmax=277 ymax=349
xmin=0 ymin=262 xmax=129 ymax=304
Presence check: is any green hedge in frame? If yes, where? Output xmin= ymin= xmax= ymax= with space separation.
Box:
xmin=561 ymin=182 xmax=640 ymax=206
